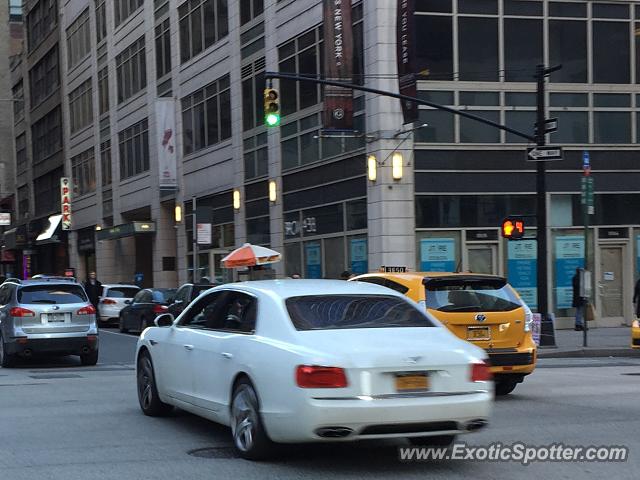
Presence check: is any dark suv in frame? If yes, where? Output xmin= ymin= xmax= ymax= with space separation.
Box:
xmin=167 ymin=283 xmax=214 ymax=318
xmin=0 ymin=278 xmax=99 ymax=367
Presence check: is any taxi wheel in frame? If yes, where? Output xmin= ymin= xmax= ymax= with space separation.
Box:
xmin=409 ymin=435 xmax=456 ymax=447
xmin=230 ymin=378 xmax=274 ymax=460
xmin=495 ymin=379 xmax=518 ymax=396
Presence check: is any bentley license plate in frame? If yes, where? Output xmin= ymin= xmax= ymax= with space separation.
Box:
xmin=467 ymin=326 xmax=490 ymax=341
xmin=395 ymin=373 xmax=430 ymax=392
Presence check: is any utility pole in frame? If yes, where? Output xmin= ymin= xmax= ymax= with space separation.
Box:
xmin=535 ymin=64 xmax=561 ymax=347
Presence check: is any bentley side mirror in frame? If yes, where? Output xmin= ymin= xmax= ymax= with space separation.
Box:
xmin=154 ymin=313 xmax=175 ymax=327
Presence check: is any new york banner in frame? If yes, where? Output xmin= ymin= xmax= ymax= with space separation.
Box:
xmin=397 ymin=0 xmax=419 ymax=124
xmin=323 ymin=0 xmax=354 ymax=131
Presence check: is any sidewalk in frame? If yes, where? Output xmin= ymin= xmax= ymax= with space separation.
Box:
xmin=538 ymin=326 xmax=639 ymax=358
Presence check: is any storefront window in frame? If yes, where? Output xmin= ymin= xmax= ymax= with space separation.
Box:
xmin=416 ymin=231 xmax=461 ymax=273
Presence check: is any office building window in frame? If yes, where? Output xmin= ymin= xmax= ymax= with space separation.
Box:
xmin=15 ymin=134 xmax=27 ymax=175
xmin=593 ymin=21 xmax=630 ymax=83
xmin=71 ymin=148 xmax=96 ymax=196
xmin=29 ymin=45 xmax=59 ymax=107
xmin=115 ymin=0 xmax=144 ymax=27
xmin=12 ymin=81 xmax=24 ymax=122
xmin=98 ymin=67 xmax=109 ymax=115
xmin=69 ymin=79 xmax=93 ymax=134
xmin=241 ymin=58 xmax=265 ymax=131
xmin=118 ymin=119 xmax=149 ymax=180
xmin=96 ymin=0 xmax=107 ymax=44
xmin=155 ymin=19 xmax=172 ymax=79
xmin=9 ymin=0 xmax=22 ymax=21
xmin=116 ymin=36 xmax=147 ymax=103
xmin=244 ymin=132 xmax=268 ymax=180
xmin=67 ymin=9 xmax=91 ymax=70
xmin=101 ymin=140 xmax=112 ymax=186
xmin=178 ymin=0 xmax=229 ymax=64
xmin=31 ymin=107 xmax=62 ymax=164
xmin=27 ymin=0 xmax=57 ymax=52
xmin=34 ymin=168 xmax=63 ymax=216
xmin=458 ymin=17 xmax=498 ymax=81
xmin=240 ymin=0 xmax=263 ymax=25
xmin=181 ymin=74 xmax=231 ymax=155
xmin=278 ymin=28 xmax=322 ymax=115
xmin=18 ymin=185 xmax=29 ymax=220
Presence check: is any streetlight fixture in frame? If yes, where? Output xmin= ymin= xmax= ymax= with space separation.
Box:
xmin=391 ymin=152 xmax=403 ymax=180
xmin=174 ymin=204 xmax=182 ymax=223
xmin=268 ymin=180 xmax=277 ymax=203
xmin=233 ymin=189 xmax=241 ymax=211
xmin=367 ymin=155 xmax=377 ymax=182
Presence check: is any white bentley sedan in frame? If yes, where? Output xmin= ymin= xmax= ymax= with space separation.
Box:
xmin=135 ymin=280 xmax=492 ymax=459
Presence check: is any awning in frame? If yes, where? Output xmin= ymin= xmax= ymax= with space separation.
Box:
xmin=96 ymin=221 xmax=156 ymax=241
xmin=3 ymin=225 xmax=27 ymax=249
xmin=36 ymin=214 xmax=63 ymax=244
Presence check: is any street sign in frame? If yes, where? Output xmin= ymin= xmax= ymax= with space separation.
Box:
xmin=583 ymin=150 xmax=591 ymax=175
xmin=534 ymin=118 xmax=558 ymax=135
xmin=581 ymin=176 xmax=594 ymax=215
xmin=526 ymin=146 xmax=563 ymax=161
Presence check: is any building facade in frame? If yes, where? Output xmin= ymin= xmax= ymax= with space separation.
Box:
xmin=7 ymin=0 xmax=640 ymax=328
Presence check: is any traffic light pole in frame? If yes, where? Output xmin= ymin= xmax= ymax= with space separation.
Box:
xmin=535 ymin=64 xmax=561 ymax=347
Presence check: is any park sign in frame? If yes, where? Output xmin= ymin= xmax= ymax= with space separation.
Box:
xmin=60 ymin=177 xmax=72 ymax=230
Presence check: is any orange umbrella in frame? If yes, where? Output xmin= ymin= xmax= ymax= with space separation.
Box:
xmin=222 ymin=243 xmax=281 ymax=268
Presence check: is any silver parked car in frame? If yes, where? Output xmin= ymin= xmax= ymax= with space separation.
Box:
xmin=0 ymin=278 xmax=99 ymax=367
xmin=98 ymin=284 xmax=140 ymax=325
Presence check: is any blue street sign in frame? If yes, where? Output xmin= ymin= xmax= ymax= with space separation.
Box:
xmin=582 ymin=150 xmax=590 ymax=170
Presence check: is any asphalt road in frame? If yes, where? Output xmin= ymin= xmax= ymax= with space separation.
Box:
xmin=1 ymin=329 xmax=639 ymax=480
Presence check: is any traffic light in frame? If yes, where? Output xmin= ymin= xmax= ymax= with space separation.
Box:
xmin=264 ymin=88 xmax=280 ymax=127
xmin=501 ymin=216 xmax=525 ymax=240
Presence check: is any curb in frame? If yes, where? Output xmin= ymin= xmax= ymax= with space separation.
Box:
xmin=537 ymin=348 xmax=640 ymax=359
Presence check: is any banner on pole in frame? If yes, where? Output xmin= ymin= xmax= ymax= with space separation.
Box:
xmin=156 ymin=99 xmax=177 ymax=190
xmin=323 ymin=0 xmax=354 ymax=131
xmin=396 ymin=0 xmax=419 ymax=124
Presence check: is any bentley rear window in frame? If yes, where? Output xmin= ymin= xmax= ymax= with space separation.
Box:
xmin=285 ymin=295 xmax=435 ymax=331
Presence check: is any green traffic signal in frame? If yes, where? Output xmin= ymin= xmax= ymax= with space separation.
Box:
xmin=264 ymin=88 xmax=280 ymax=127
xmin=265 ymin=113 xmax=280 ymax=127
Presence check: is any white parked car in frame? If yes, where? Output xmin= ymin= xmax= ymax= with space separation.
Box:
xmin=98 ymin=284 xmax=140 ymax=325
xmin=135 ymin=280 xmax=492 ymax=459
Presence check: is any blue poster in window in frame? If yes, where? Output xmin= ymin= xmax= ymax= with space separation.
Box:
xmin=420 ymin=238 xmax=456 ymax=272
xmin=555 ymin=236 xmax=584 ymax=309
xmin=507 ymin=240 xmax=538 ymax=310
xmin=305 ymin=242 xmax=322 ymax=279
xmin=350 ymin=238 xmax=368 ymax=274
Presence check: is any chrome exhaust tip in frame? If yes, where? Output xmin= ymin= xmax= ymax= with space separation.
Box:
xmin=23 ymin=349 xmax=32 ymax=358
xmin=465 ymin=419 xmax=488 ymax=432
xmin=315 ymin=427 xmax=354 ymax=438
xmin=81 ymin=346 xmax=90 ymax=354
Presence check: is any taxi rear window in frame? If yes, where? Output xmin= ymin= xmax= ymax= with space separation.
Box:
xmin=424 ymin=278 xmax=521 ymax=312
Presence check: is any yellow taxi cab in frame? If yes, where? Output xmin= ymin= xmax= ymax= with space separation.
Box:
xmin=351 ymin=270 xmax=536 ymax=395
xmin=632 ymin=319 xmax=640 ymax=349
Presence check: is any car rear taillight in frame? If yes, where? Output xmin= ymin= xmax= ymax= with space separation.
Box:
xmin=10 ymin=307 xmax=35 ymax=317
xmin=101 ymin=299 xmax=117 ymax=305
xmin=77 ymin=305 xmax=96 ymax=315
xmin=153 ymin=304 xmax=168 ymax=314
xmin=296 ymin=365 xmax=348 ymax=388
xmin=470 ymin=360 xmax=492 ymax=382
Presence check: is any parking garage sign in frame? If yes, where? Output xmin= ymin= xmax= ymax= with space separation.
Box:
xmin=60 ymin=177 xmax=72 ymax=230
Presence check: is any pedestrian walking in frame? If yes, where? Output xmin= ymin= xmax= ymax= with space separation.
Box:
xmin=572 ymin=268 xmax=585 ymax=331
xmin=84 ymin=271 xmax=103 ymax=311
xmin=633 ymin=276 xmax=640 ymax=318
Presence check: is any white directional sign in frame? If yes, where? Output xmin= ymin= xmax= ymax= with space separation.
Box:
xmin=526 ymin=146 xmax=563 ymax=161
